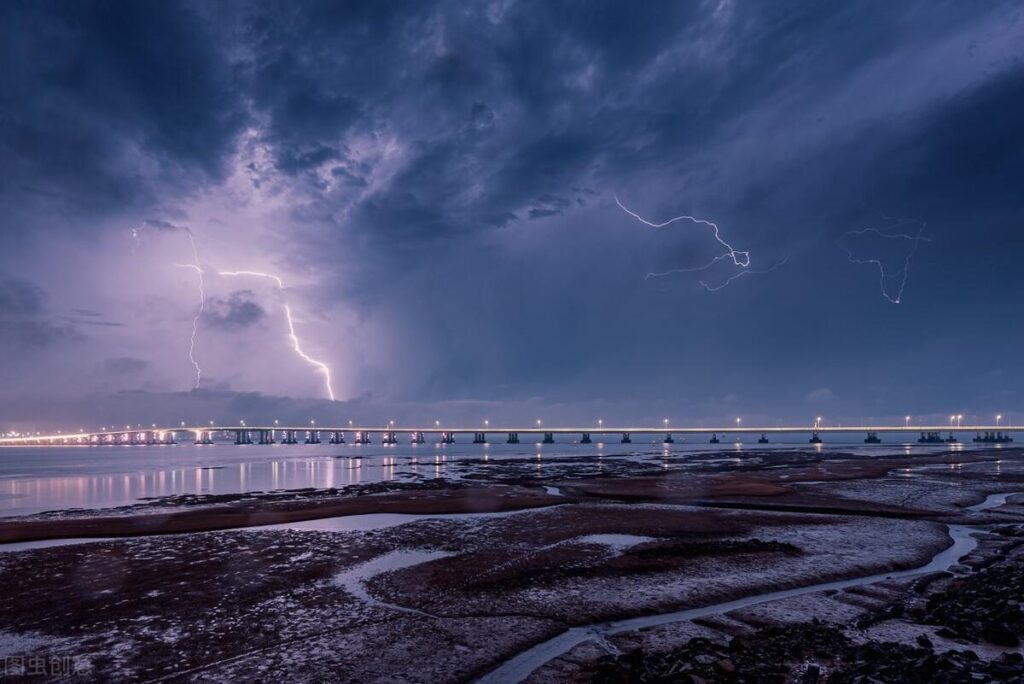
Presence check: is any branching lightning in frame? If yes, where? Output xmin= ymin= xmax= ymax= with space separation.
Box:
xmin=615 ymin=196 xmax=751 ymax=267
xmin=837 ymin=217 xmax=929 ymax=304
xmin=699 ymin=256 xmax=790 ymax=292
xmin=135 ymin=221 xmax=206 ymax=389
xmin=218 ymin=270 xmax=336 ymax=401
xmin=615 ymin=195 xmax=785 ymax=291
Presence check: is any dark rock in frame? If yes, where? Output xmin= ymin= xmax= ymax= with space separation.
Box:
xmin=981 ymin=622 xmax=1019 ymax=647
xmin=801 ymin=662 xmax=820 ymax=683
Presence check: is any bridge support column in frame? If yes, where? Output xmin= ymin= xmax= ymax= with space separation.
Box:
xmin=354 ymin=431 xmax=371 ymax=445
xmin=259 ymin=430 xmax=274 ymax=445
xmin=382 ymin=431 xmax=397 ymax=445
xmin=473 ymin=432 xmax=487 ymax=444
xmin=506 ymin=432 xmax=519 ymax=444
xmin=809 ymin=431 xmax=823 ymax=444
xmin=758 ymin=433 xmax=769 ymax=443
xmin=580 ymin=432 xmax=592 ymax=444
xmin=946 ymin=432 xmax=957 ymax=443
xmin=411 ymin=431 xmax=425 ymax=444
xmin=542 ymin=432 xmax=554 ymax=444
xmin=864 ymin=431 xmax=881 ymax=444
xmin=145 ymin=431 xmax=158 ymax=445
xmin=663 ymin=433 xmax=674 ymax=444
xmin=709 ymin=433 xmax=719 ymax=444
xmin=305 ymin=430 xmax=321 ymax=444
xmin=281 ymin=430 xmax=298 ymax=444
xmin=234 ymin=430 xmax=253 ymax=445
xmin=441 ymin=432 xmax=455 ymax=445
xmin=329 ymin=431 xmax=345 ymax=444
xmin=621 ymin=432 xmax=631 ymax=444
xmin=194 ymin=430 xmax=213 ymax=445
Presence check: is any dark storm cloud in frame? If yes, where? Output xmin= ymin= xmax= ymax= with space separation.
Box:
xmin=3 ymin=0 xmax=1024 ymax=422
xmin=0 ymin=279 xmax=80 ymax=349
xmin=203 ymin=291 xmax=267 ymax=331
xmin=0 ymin=0 xmax=246 ymax=226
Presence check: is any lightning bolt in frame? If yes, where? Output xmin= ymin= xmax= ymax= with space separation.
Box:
xmin=699 ymin=256 xmax=790 ymax=292
xmin=615 ymin=195 xmax=787 ymax=291
xmin=218 ymin=270 xmax=336 ymax=401
xmin=837 ymin=217 xmax=929 ymax=304
xmin=615 ymin=196 xmax=751 ymax=267
xmin=135 ymin=221 xmax=206 ymax=389
xmin=172 ymin=262 xmax=205 ymax=388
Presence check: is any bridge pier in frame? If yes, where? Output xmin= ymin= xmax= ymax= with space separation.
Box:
xmin=621 ymin=432 xmax=631 ymax=444
xmin=411 ymin=431 xmax=425 ymax=444
xmin=382 ymin=431 xmax=397 ymax=445
xmin=507 ymin=432 xmax=519 ymax=444
xmin=329 ymin=431 xmax=346 ymax=444
xmin=918 ymin=431 xmax=943 ymax=444
xmin=542 ymin=432 xmax=555 ymax=444
xmin=946 ymin=432 xmax=958 ymax=443
xmin=663 ymin=433 xmax=674 ymax=444
xmin=809 ymin=431 xmax=823 ymax=444
xmin=354 ymin=431 xmax=371 ymax=445
xmin=258 ymin=430 xmax=274 ymax=445
xmin=864 ymin=431 xmax=881 ymax=444
xmin=758 ymin=433 xmax=769 ymax=443
xmin=234 ymin=430 xmax=253 ymax=445
xmin=709 ymin=433 xmax=719 ymax=444
xmin=194 ymin=430 xmax=213 ymax=445
xmin=281 ymin=430 xmax=298 ymax=444
xmin=473 ymin=432 xmax=487 ymax=444
xmin=580 ymin=432 xmax=592 ymax=444
xmin=972 ymin=431 xmax=1011 ymax=444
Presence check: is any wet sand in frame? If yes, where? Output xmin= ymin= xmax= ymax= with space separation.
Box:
xmin=0 ymin=447 xmax=1021 ymax=681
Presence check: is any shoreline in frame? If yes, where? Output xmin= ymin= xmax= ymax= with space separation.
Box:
xmin=0 ymin=484 xmax=564 ymax=544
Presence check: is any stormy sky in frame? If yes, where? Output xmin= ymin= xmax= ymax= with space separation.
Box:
xmin=1 ymin=0 xmax=1023 ymax=429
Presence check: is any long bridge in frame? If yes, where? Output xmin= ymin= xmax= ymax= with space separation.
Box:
xmin=0 ymin=423 xmax=1019 ymax=446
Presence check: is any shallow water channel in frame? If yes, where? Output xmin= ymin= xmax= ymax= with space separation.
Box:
xmin=477 ymin=490 xmax=1019 ymax=683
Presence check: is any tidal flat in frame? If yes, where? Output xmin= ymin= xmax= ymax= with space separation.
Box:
xmin=0 ymin=447 xmax=1022 ymax=682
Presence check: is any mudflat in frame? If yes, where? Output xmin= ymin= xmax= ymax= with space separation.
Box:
xmin=0 ymin=447 xmax=1021 ymax=682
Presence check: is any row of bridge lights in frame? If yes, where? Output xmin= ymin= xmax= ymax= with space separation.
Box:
xmin=57 ymin=413 xmax=1010 ymax=436
xmin=220 ymin=414 xmax=1008 ymax=430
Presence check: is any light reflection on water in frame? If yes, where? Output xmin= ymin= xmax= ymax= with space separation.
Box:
xmin=0 ymin=438 xmax=1003 ymax=516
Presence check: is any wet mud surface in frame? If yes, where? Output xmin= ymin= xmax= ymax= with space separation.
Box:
xmin=0 ymin=447 xmax=1021 ymax=681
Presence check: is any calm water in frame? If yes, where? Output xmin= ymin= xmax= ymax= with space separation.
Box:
xmin=0 ymin=436 xmax=1000 ymax=516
